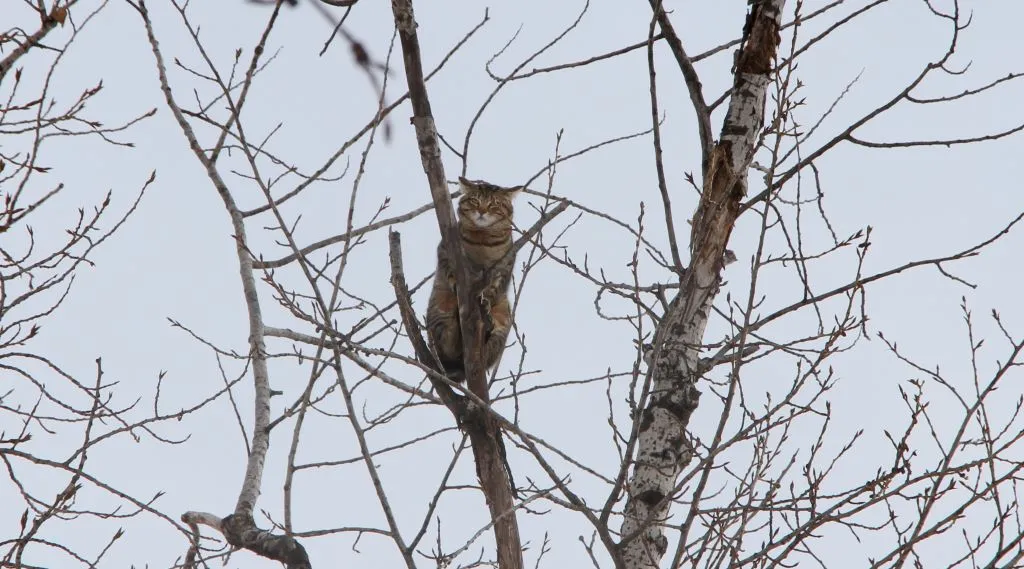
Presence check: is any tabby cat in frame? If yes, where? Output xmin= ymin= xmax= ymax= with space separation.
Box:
xmin=425 ymin=177 xmax=523 ymax=381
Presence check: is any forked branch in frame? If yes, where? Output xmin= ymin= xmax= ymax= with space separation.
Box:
xmin=390 ymin=1 xmax=524 ymax=568
xmin=131 ymin=1 xmax=309 ymax=566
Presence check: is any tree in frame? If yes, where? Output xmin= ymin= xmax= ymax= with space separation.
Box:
xmin=3 ymin=1 xmax=1024 ymax=568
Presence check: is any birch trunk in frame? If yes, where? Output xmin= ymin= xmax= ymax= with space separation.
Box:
xmin=619 ymin=3 xmax=785 ymax=568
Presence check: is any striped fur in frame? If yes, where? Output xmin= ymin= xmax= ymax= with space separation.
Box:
xmin=426 ymin=177 xmax=522 ymax=380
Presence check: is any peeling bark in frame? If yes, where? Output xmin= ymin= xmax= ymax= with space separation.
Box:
xmin=619 ymin=2 xmax=785 ymax=568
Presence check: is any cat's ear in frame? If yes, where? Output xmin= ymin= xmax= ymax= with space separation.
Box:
xmin=506 ymin=185 xmax=525 ymax=198
xmin=456 ymin=177 xmax=479 ymax=190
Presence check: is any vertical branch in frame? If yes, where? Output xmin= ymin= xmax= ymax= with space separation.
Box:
xmin=133 ymin=1 xmax=308 ymax=567
xmin=647 ymin=0 xmax=713 ymax=173
xmin=388 ymin=231 xmax=465 ymax=416
xmin=391 ymin=0 xmax=487 ymax=399
xmin=389 ymin=2 xmax=523 ymax=569
xmin=646 ymin=6 xmax=683 ymax=272
xmin=134 ymin=0 xmax=271 ymax=519
xmin=619 ymin=2 xmax=785 ymax=569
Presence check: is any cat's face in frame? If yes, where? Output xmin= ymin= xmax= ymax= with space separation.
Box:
xmin=458 ymin=177 xmax=522 ymax=229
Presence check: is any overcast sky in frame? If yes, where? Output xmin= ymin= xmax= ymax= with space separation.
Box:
xmin=4 ymin=1 xmax=1024 ymax=568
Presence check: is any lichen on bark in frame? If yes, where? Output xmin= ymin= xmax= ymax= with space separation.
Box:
xmin=618 ymin=3 xmax=787 ymax=568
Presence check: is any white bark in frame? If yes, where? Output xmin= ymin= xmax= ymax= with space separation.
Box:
xmin=135 ymin=1 xmax=273 ymax=518
xmin=619 ymin=3 xmax=785 ymax=568
xmin=137 ymin=6 xmax=310 ymax=567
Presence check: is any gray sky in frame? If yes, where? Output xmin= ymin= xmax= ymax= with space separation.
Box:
xmin=4 ymin=0 xmax=1024 ymax=567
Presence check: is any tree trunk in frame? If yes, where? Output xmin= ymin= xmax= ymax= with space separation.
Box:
xmin=390 ymin=2 xmax=524 ymax=569
xmin=619 ymin=2 xmax=785 ymax=568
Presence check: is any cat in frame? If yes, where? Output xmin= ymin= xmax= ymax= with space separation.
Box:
xmin=425 ymin=177 xmax=523 ymax=381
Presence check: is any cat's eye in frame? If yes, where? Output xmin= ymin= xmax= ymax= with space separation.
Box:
xmin=463 ymin=198 xmax=479 ymax=207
